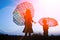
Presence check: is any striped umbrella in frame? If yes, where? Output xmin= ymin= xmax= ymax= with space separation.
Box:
xmin=13 ymin=2 xmax=34 ymax=26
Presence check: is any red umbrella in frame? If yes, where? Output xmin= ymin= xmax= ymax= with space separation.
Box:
xmin=38 ymin=17 xmax=58 ymax=27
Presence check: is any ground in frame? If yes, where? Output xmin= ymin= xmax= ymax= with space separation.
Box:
xmin=0 ymin=34 xmax=60 ymax=40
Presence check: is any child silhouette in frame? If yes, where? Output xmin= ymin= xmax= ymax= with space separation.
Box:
xmin=23 ymin=9 xmax=36 ymax=36
xmin=43 ymin=19 xmax=49 ymax=36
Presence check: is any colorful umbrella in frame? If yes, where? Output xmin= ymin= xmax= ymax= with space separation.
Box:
xmin=38 ymin=17 xmax=58 ymax=27
xmin=13 ymin=2 xmax=34 ymax=26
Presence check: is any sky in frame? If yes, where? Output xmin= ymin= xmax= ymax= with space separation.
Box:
xmin=0 ymin=0 xmax=60 ymax=36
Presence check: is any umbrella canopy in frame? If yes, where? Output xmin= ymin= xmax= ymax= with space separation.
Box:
xmin=13 ymin=2 xmax=34 ymax=26
xmin=38 ymin=17 xmax=58 ymax=27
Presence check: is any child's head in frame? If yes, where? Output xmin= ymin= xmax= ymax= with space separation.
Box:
xmin=43 ymin=19 xmax=47 ymax=24
xmin=25 ymin=9 xmax=31 ymax=16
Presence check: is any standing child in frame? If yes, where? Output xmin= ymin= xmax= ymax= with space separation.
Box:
xmin=23 ymin=9 xmax=36 ymax=36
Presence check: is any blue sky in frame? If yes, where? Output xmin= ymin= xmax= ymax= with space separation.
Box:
xmin=0 ymin=0 xmax=13 ymax=9
xmin=0 ymin=0 xmax=60 ymax=36
xmin=0 ymin=0 xmax=20 ymax=9
xmin=0 ymin=0 xmax=25 ymax=35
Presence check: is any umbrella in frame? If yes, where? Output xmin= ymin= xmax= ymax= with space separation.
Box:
xmin=38 ymin=17 xmax=58 ymax=36
xmin=13 ymin=2 xmax=34 ymax=26
xmin=38 ymin=17 xmax=58 ymax=27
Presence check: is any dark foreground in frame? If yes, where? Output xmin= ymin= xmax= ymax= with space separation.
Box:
xmin=0 ymin=34 xmax=60 ymax=40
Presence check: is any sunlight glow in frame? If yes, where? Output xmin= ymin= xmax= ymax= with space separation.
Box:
xmin=0 ymin=0 xmax=60 ymax=36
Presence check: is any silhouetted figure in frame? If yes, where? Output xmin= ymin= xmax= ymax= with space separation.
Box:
xmin=43 ymin=19 xmax=49 ymax=36
xmin=23 ymin=9 xmax=35 ymax=36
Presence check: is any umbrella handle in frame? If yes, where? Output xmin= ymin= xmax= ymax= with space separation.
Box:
xmin=32 ymin=20 xmax=36 ymax=24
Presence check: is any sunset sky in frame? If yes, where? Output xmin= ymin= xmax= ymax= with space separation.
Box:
xmin=0 ymin=0 xmax=60 ymax=36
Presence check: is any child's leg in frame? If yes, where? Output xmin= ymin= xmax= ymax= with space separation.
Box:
xmin=25 ymin=32 xmax=27 ymax=36
xmin=44 ymin=29 xmax=48 ymax=36
xmin=29 ymin=33 xmax=31 ymax=36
